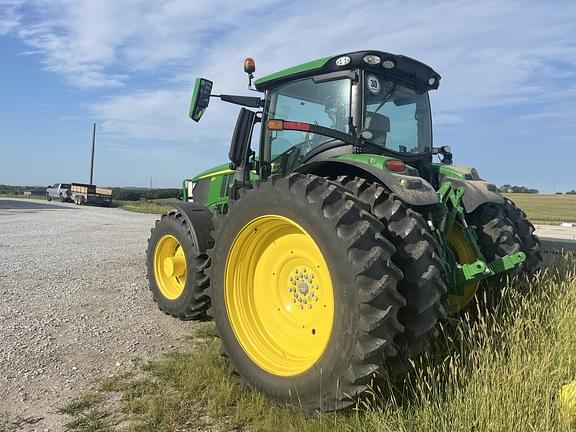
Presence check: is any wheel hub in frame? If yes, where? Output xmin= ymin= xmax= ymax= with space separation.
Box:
xmin=288 ymin=266 xmax=319 ymax=310
xmin=153 ymin=234 xmax=187 ymax=300
xmin=163 ymin=256 xmax=186 ymax=278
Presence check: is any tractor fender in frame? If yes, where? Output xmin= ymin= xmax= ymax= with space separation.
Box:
xmin=440 ymin=177 xmax=504 ymax=213
xmin=166 ymin=202 xmax=214 ymax=253
xmin=295 ymin=160 xmax=440 ymax=207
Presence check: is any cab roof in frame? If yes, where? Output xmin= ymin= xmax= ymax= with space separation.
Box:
xmin=254 ymin=50 xmax=441 ymax=93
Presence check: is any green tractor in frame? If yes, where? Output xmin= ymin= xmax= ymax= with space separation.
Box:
xmin=146 ymin=51 xmax=542 ymax=412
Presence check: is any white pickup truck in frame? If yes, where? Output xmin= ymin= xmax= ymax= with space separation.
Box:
xmin=46 ymin=183 xmax=112 ymax=206
xmin=46 ymin=183 xmax=71 ymax=202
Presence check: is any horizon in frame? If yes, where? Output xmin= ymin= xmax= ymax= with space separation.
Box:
xmin=0 ymin=1 xmax=575 ymax=192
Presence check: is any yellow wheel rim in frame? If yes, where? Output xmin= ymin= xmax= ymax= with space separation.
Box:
xmin=225 ymin=215 xmax=335 ymax=377
xmin=448 ymin=224 xmax=480 ymax=312
xmin=154 ymin=234 xmax=187 ymax=300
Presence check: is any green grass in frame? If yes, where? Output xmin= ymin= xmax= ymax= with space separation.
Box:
xmin=3 ymin=191 xmax=575 ymax=225
xmin=112 ymin=194 xmax=576 ymax=223
xmin=63 ymin=259 xmax=576 ymax=432
xmin=504 ymin=193 xmax=576 ymax=224
xmin=111 ymin=199 xmax=176 ymax=214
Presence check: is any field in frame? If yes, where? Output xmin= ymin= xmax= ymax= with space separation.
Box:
xmin=111 ymin=198 xmax=175 ymax=214
xmin=503 ymin=193 xmax=576 ymax=225
xmin=61 ymin=258 xmax=576 ymax=432
xmin=2 ymin=192 xmax=575 ymax=222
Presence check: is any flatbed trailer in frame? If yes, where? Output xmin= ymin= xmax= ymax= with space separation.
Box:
xmin=70 ymin=183 xmax=112 ymax=206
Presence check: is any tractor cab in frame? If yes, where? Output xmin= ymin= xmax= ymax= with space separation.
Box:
xmin=189 ymin=51 xmax=450 ymax=190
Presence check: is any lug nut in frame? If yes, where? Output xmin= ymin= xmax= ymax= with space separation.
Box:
xmin=308 ymin=304 xmax=312 ymax=309
xmin=300 ymin=305 xmax=304 ymax=310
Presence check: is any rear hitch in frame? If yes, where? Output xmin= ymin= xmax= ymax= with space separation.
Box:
xmin=451 ymin=252 xmax=526 ymax=294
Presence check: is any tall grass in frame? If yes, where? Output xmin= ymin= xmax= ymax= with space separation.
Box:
xmin=63 ymin=257 xmax=576 ymax=431
xmin=361 ymin=257 xmax=576 ymax=431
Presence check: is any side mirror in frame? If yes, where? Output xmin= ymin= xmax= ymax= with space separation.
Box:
xmin=189 ymin=78 xmax=213 ymax=122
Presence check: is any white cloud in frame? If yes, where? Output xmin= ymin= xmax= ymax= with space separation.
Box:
xmin=3 ymin=0 xmax=576 ymax=155
xmin=0 ymin=0 xmax=24 ymax=35
xmin=4 ymin=0 xmax=276 ymax=88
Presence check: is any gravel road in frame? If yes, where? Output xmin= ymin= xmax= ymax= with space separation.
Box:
xmin=0 ymin=199 xmax=193 ymax=431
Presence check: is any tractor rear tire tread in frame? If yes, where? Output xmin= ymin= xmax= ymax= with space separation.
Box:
xmin=207 ymin=173 xmax=405 ymax=412
xmin=146 ymin=211 xmax=211 ymax=321
xmin=501 ymin=198 xmax=543 ymax=274
xmin=329 ymin=175 xmax=447 ymax=375
xmin=468 ymin=203 xmax=522 ymax=262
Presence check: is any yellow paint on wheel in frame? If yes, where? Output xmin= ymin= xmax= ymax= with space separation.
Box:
xmin=448 ymin=224 xmax=480 ymax=313
xmin=225 ymin=215 xmax=334 ymax=377
xmin=154 ymin=234 xmax=187 ymax=300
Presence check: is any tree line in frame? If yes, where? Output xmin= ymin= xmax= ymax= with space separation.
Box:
xmin=498 ymin=185 xmax=539 ymax=194
xmin=0 ymin=184 xmax=180 ymax=200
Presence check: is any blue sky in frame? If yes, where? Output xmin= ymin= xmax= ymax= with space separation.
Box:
xmin=0 ymin=0 xmax=575 ymax=191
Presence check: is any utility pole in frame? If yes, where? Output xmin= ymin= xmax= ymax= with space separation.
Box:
xmin=90 ymin=122 xmax=96 ymax=185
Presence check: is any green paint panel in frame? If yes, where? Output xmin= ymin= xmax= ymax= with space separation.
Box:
xmin=254 ymin=56 xmax=332 ymax=89
xmin=192 ymin=162 xmax=233 ymax=181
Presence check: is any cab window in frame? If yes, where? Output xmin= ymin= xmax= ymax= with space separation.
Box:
xmin=264 ymin=77 xmax=352 ymax=171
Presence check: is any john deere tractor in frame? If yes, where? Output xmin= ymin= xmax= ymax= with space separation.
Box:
xmin=146 ymin=51 xmax=542 ymax=412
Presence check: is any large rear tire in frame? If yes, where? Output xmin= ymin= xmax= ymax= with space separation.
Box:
xmin=466 ymin=203 xmax=524 ymax=305
xmin=500 ymin=198 xmax=542 ymax=274
xmin=467 ymin=203 xmax=522 ymax=263
xmin=147 ymin=211 xmax=211 ymax=320
xmin=330 ymin=176 xmax=446 ymax=374
xmin=208 ymin=174 xmax=405 ymax=412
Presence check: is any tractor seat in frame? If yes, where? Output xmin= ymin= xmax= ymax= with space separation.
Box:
xmin=364 ymin=112 xmax=390 ymax=145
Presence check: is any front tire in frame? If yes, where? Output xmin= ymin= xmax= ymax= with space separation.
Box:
xmin=146 ymin=211 xmax=211 ymax=320
xmin=208 ymin=174 xmax=405 ymax=412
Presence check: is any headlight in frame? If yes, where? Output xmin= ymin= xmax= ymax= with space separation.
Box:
xmin=335 ymin=56 xmax=351 ymax=66
xmin=363 ymin=54 xmax=381 ymax=65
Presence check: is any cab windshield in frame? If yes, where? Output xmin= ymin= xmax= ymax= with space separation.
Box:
xmin=364 ymin=74 xmax=432 ymax=154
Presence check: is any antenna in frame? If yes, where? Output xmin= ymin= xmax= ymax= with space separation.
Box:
xmin=89 ymin=122 xmax=96 ymax=185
